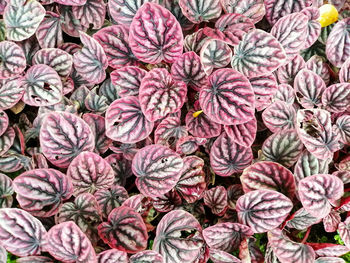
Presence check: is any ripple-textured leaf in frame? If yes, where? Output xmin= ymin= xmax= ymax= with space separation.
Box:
xmin=236 ymin=189 xmax=293 ymax=233
xmin=262 ymin=101 xmax=296 ymax=132
xmin=322 ymin=83 xmax=350 ymax=113
xmin=36 ymin=11 xmax=63 ymax=48
xmin=0 ymin=173 xmax=13 ymax=208
xmin=132 ymin=144 xmax=184 ymax=198
xmin=220 ymin=0 xmax=265 ymax=23
xmin=40 ymin=112 xmax=95 ymax=168
xmin=110 ymin=66 xmax=146 ymax=97
xmin=0 ymin=41 xmax=26 ymax=80
xmin=231 ymin=29 xmax=286 ymax=78
xmin=97 ymin=249 xmax=128 ymax=263
xmin=179 ymin=0 xmax=222 ymax=23
xmin=210 ymin=132 xmax=253 ymax=177
xmin=224 ymin=117 xmax=257 ymax=148
xmin=204 ymin=186 xmax=228 ymax=215
xmin=13 ymin=168 xmax=73 ymax=217
xmin=153 ymin=210 xmax=204 ymax=263
xmin=98 ymin=206 xmax=148 ymax=253
xmin=129 ymin=2 xmax=183 ymax=64
xmin=130 ymin=250 xmax=163 ymax=263
xmin=185 ymin=108 xmax=222 ymax=138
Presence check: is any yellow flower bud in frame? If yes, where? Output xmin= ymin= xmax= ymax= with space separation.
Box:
xmin=318 ymin=4 xmax=338 ymax=27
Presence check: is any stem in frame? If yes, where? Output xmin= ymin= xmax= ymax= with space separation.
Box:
xmin=302 ymin=227 xmax=311 ymax=244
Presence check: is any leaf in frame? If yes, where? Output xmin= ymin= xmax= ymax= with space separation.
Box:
xmin=153 ymin=190 xmax=182 ymax=212
xmin=210 ymin=132 xmax=253 ymax=177
xmin=0 ymin=208 xmax=47 ymax=257
xmin=200 ymin=39 xmax=232 ymax=75
xmin=129 ymin=2 xmax=183 ymax=64
xmin=336 ymin=115 xmax=350 ymax=145
xmin=276 ymin=54 xmax=305 ymax=85
xmin=236 ymin=189 xmax=293 ymax=233
xmin=130 ymin=250 xmax=164 ymax=263
xmin=286 ymin=208 xmax=321 ymax=230
xmin=249 ymin=73 xmax=278 ymax=111
xmin=97 ymin=249 xmax=128 ymax=263
xmin=305 ymin=55 xmax=330 ymax=85
xmin=94 ymin=185 xmax=129 ymax=218
xmin=175 ymin=156 xmax=206 ymax=203
xmin=224 ymin=117 xmax=257 ymax=148
xmin=94 ymin=25 xmax=139 ymax=69
xmin=209 ymin=248 xmax=241 ymax=263
xmin=139 ymin=68 xmax=187 ymax=122
xmin=215 ymin=13 xmax=255 ymax=33
xmin=153 ymin=210 xmax=204 ymax=263
xmin=301 ymin=7 xmax=321 ymax=49
xmin=185 ymin=108 xmax=222 ymax=138
xmin=45 ymin=221 xmax=97 ymax=262
xmin=0 ymin=173 xmax=13 ymax=208
xmin=110 ymin=66 xmax=146 ymax=97
xmin=326 ymin=17 xmax=350 ymax=67
xmin=73 ymin=31 xmax=108 ymax=85
xmin=199 ymin=68 xmax=255 ymax=125
xmin=179 ymin=0 xmax=222 ymax=23
xmin=312 ymin=244 xmax=350 ymax=257
xmin=340 ymin=57 xmax=350 ymax=83
xmin=105 ymin=96 xmax=154 ymax=143
xmin=82 ymin=113 xmax=112 ymax=154
xmin=270 ymin=12 xmax=308 ymax=60
xmin=154 ymin=116 xmax=188 ymax=148
xmin=36 ymin=11 xmax=63 ymax=48
xmin=0 ymin=41 xmax=26 ymax=80
xmin=13 ymin=168 xmax=73 ymax=217
xmin=204 ymin=186 xmax=228 ymax=216
xmin=72 ymin=0 xmax=106 ymax=30
xmin=59 ymin=5 xmax=87 ymax=37
xmin=32 ymin=48 xmax=73 ymax=78
xmin=132 ymin=144 xmax=184 ymax=198
xmin=99 ymin=78 xmax=120 ymax=104
xmin=67 ymin=151 xmax=115 ymax=196
xmin=231 ymin=29 xmax=286 ymax=78
xmin=264 ymin=0 xmax=312 ymax=25
xmin=262 ymin=101 xmax=296 ymax=132
xmin=98 ymin=206 xmax=148 ymax=253
xmin=184 ymin=28 xmax=210 ymax=54
xmin=21 ymin=64 xmax=63 ymax=107
xmin=56 ymin=193 xmax=102 ymax=232
xmin=299 ymin=174 xmax=344 ymax=218
xmin=203 ymin=222 xmax=253 ymax=253
xmin=40 ymin=112 xmax=95 ymax=168
xmin=85 ymin=89 xmax=109 ymax=113
xmin=176 ymin=136 xmax=206 ymax=155
xmin=294 ymin=150 xmax=330 ymax=185
xmin=261 ymin=129 xmax=303 ymax=167
xmin=274 ymin=84 xmax=295 ymax=105
xmin=323 ymin=210 xmax=341 ymax=232
xmin=241 ymin=161 xmax=296 ymax=199
xmin=294 ymin=69 xmax=326 ymax=109
xmin=322 ymin=83 xmax=350 ymax=113
xmin=268 ymin=229 xmax=315 ymax=263
xmin=339 ymin=217 xmax=350 ymax=250
xmin=0 ymin=127 xmax=15 ymax=156
xmin=296 ymin=109 xmax=340 ymax=160
xmin=171 ymin=51 xmax=207 ymax=91
xmin=108 ymin=0 xmax=156 ymax=26
xmin=4 ymin=0 xmax=45 ymax=41
xmin=220 ymin=0 xmax=265 ymax=23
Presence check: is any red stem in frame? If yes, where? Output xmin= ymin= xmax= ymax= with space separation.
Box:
xmin=302 ymin=227 xmax=311 ymax=244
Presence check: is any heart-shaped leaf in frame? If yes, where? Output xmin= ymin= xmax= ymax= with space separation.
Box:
xmin=13 ymin=168 xmax=73 ymax=217
xmin=0 ymin=78 xmax=25 ymax=110
xmin=268 ymin=229 xmax=315 ymax=263
xmin=249 ymin=73 xmax=278 ymax=111
xmin=322 ymin=83 xmax=350 ymax=113
xmin=139 ymin=68 xmax=187 ymax=122
xmin=296 ymin=109 xmax=340 ymax=160
xmin=45 ymin=221 xmax=97 ymax=262
xmin=298 ymin=174 xmax=344 ymax=218
xmin=231 ymin=29 xmax=286 ymax=78
xmin=40 ymin=112 xmax=95 ymax=168
xmin=73 ymin=31 xmax=108 ymax=84
xmin=186 ymin=108 xmax=222 ymax=138
xmin=326 ymin=17 xmax=350 ymax=67
xmin=153 ymin=210 xmax=204 ymax=263
xmin=261 ymin=129 xmax=303 ymax=167
xmin=204 ymin=186 xmax=228 ymax=215
xmin=179 ymin=0 xmax=222 ymax=23
xmin=305 ymin=55 xmax=330 ymax=85
xmin=36 ymin=11 xmax=62 ymax=49
xmin=129 ymin=2 xmax=183 ymax=64
xmin=224 ymin=117 xmax=257 ymax=148
xmin=4 ymin=0 xmax=45 ymax=41
xmin=262 ymin=101 xmax=296 ymax=132
xmin=236 ymin=189 xmax=293 ymax=233
xmin=274 ymin=84 xmax=295 ymax=105
xmin=154 ymin=116 xmax=188 ymax=148
xmin=94 ymin=185 xmax=129 ymax=218
xmin=276 ymin=54 xmax=305 ymax=85
xmin=21 ymin=64 xmax=63 ymax=107
xmin=0 ymin=208 xmax=47 ymax=257
xmin=0 ymin=41 xmax=26 ymax=80
xmin=105 ymin=96 xmax=154 ymax=144
xmin=241 ymin=161 xmax=296 ymax=199
xmin=110 ymin=66 xmax=146 ymax=97
xmin=67 ymin=151 xmax=115 ymax=196
xmin=203 ymin=222 xmax=253 ymax=253
xmin=199 ymin=68 xmax=255 ymax=125
xmin=301 ymin=7 xmax=321 ymax=49
xmin=72 ymin=0 xmax=106 ymax=30
xmin=98 ymin=206 xmax=148 ymax=253
xmin=210 ymin=132 xmax=253 ymax=177
xmin=132 ymin=144 xmax=184 ymax=198
xmin=94 ymin=25 xmax=139 ymax=69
